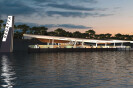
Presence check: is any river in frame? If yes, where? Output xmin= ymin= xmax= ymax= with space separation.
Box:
xmin=1 ymin=51 xmax=133 ymax=88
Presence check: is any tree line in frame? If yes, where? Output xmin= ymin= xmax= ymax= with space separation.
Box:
xmin=0 ymin=19 xmax=133 ymax=40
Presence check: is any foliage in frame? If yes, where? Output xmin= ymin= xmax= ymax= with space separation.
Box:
xmin=0 ymin=19 xmax=133 ymax=40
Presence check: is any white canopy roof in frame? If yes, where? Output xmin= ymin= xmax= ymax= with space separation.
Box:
xmin=23 ymin=34 xmax=133 ymax=44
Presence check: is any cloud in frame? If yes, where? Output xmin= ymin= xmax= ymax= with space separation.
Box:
xmin=46 ymin=11 xmax=88 ymax=17
xmin=47 ymin=3 xmax=97 ymax=11
xmin=15 ymin=22 xmax=39 ymax=27
xmin=46 ymin=11 xmax=113 ymax=18
xmin=15 ymin=22 xmax=92 ymax=29
xmin=33 ymin=0 xmax=97 ymax=4
xmin=0 ymin=0 xmax=36 ymax=16
xmin=44 ymin=24 xmax=92 ymax=29
xmin=0 ymin=0 xmax=113 ymax=20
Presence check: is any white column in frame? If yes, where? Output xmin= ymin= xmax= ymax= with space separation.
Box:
xmin=58 ymin=43 xmax=60 ymax=48
xmin=52 ymin=39 xmax=54 ymax=48
xmin=47 ymin=39 xmax=49 ymax=45
xmin=105 ymin=43 xmax=107 ymax=48
xmin=47 ymin=39 xmax=50 ymax=45
xmin=121 ymin=42 xmax=123 ymax=46
xmin=74 ymin=40 xmax=77 ymax=48
xmin=121 ymin=42 xmax=123 ymax=48
xmin=114 ymin=42 xmax=116 ymax=48
xmin=96 ymin=43 xmax=97 ymax=48
xmin=82 ymin=41 xmax=84 ymax=47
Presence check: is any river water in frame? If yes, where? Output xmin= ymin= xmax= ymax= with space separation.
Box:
xmin=1 ymin=51 xmax=133 ymax=88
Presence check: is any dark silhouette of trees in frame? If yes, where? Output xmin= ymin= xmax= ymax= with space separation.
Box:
xmin=99 ymin=34 xmax=106 ymax=39
xmin=3 ymin=24 xmax=6 ymax=29
xmin=82 ymin=33 xmax=89 ymax=38
xmin=0 ymin=20 xmax=4 ymax=38
xmin=39 ymin=26 xmax=48 ymax=35
xmin=85 ymin=29 xmax=95 ymax=38
xmin=54 ymin=28 xmax=66 ymax=36
xmin=30 ymin=27 xmax=37 ymax=34
xmin=17 ymin=24 xmax=30 ymax=34
xmin=73 ymin=31 xmax=82 ymax=38
xmin=14 ymin=31 xmax=23 ymax=39
xmin=105 ymin=33 xmax=112 ymax=39
xmin=0 ymin=19 xmax=133 ymax=40
xmin=48 ymin=31 xmax=56 ymax=36
xmin=65 ymin=31 xmax=73 ymax=37
xmin=0 ymin=20 xmax=4 ymax=30
xmin=115 ymin=33 xmax=123 ymax=40
xmin=30 ymin=26 xmax=48 ymax=35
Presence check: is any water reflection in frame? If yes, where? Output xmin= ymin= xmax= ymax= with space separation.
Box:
xmin=1 ymin=55 xmax=16 ymax=88
xmin=1 ymin=51 xmax=133 ymax=88
xmin=30 ymin=52 xmax=133 ymax=88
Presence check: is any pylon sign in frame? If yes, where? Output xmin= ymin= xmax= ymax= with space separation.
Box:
xmin=2 ymin=16 xmax=13 ymax=42
xmin=0 ymin=16 xmax=14 ymax=53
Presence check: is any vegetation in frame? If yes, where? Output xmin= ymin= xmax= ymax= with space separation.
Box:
xmin=0 ymin=19 xmax=133 ymax=40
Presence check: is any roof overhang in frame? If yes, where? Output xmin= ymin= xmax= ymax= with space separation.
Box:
xmin=23 ymin=34 xmax=132 ymax=44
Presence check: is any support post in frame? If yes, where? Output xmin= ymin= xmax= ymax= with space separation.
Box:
xmin=58 ymin=43 xmax=60 ymax=48
xmin=47 ymin=39 xmax=49 ymax=45
xmin=121 ymin=42 xmax=123 ymax=48
xmin=82 ymin=40 xmax=84 ymax=48
xmin=114 ymin=42 xmax=116 ymax=48
xmin=105 ymin=43 xmax=107 ymax=48
xmin=52 ymin=39 xmax=54 ymax=48
xmin=96 ymin=43 xmax=97 ymax=48
xmin=74 ymin=40 xmax=77 ymax=48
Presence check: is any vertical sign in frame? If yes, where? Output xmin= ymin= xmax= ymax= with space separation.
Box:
xmin=2 ymin=16 xmax=13 ymax=42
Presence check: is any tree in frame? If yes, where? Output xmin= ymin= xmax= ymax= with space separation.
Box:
xmin=3 ymin=24 xmax=6 ymax=29
xmin=73 ymin=31 xmax=82 ymax=38
xmin=85 ymin=29 xmax=96 ymax=38
xmin=0 ymin=20 xmax=4 ymax=30
xmin=48 ymin=31 xmax=56 ymax=36
xmin=95 ymin=34 xmax=100 ymax=39
xmin=123 ymin=34 xmax=130 ymax=40
xmin=99 ymin=34 xmax=106 ymax=39
xmin=115 ymin=33 xmax=122 ymax=39
xmin=14 ymin=31 xmax=23 ymax=39
xmin=105 ymin=33 xmax=112 ymax=39
xmin=0 ymin=20 xmax=4 ymax=38
xmin=14 ymin=25 xmax=17 ymax=29
xmin=82 ymin=33 xmax=89 ymax=38
xmin=30 ymin=26 xmax=48 ymax=35
xmin=17 ymin=24 xmax=30 ymax=34
xmin=65 ymin=31 xmax=73 ymax=37
xmin=54 ymin=28 xmax=66 ymax=36
xmin=130 ymin=35 xmax=133 ymax=40
xmin=30 ymin=27 xmax=37 ymax=34
xmin=39 ymin=26 xmax=48 ymax=35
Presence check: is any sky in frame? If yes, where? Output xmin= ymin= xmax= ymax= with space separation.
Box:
xmin=0 ymin=0 xmax=133 ymax=34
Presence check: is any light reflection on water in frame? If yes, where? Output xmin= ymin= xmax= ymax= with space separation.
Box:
xmin=1 ymin=55 xmax=16 ymax=88
xmin=1 ymin=51 xmax=133 ymax=88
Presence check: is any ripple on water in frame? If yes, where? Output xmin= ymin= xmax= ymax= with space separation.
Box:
xmin=0 ymin=51 xmax=133 ymax=88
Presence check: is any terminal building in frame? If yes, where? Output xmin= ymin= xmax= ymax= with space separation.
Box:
xmin=1 ymin=16 xmax=133 ymax=53
xmin=23 ymin=34 xmax=133 ymax=53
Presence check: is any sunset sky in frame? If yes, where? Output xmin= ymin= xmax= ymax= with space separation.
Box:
xmin=1 ymin=0 xmax=133 ymax=34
